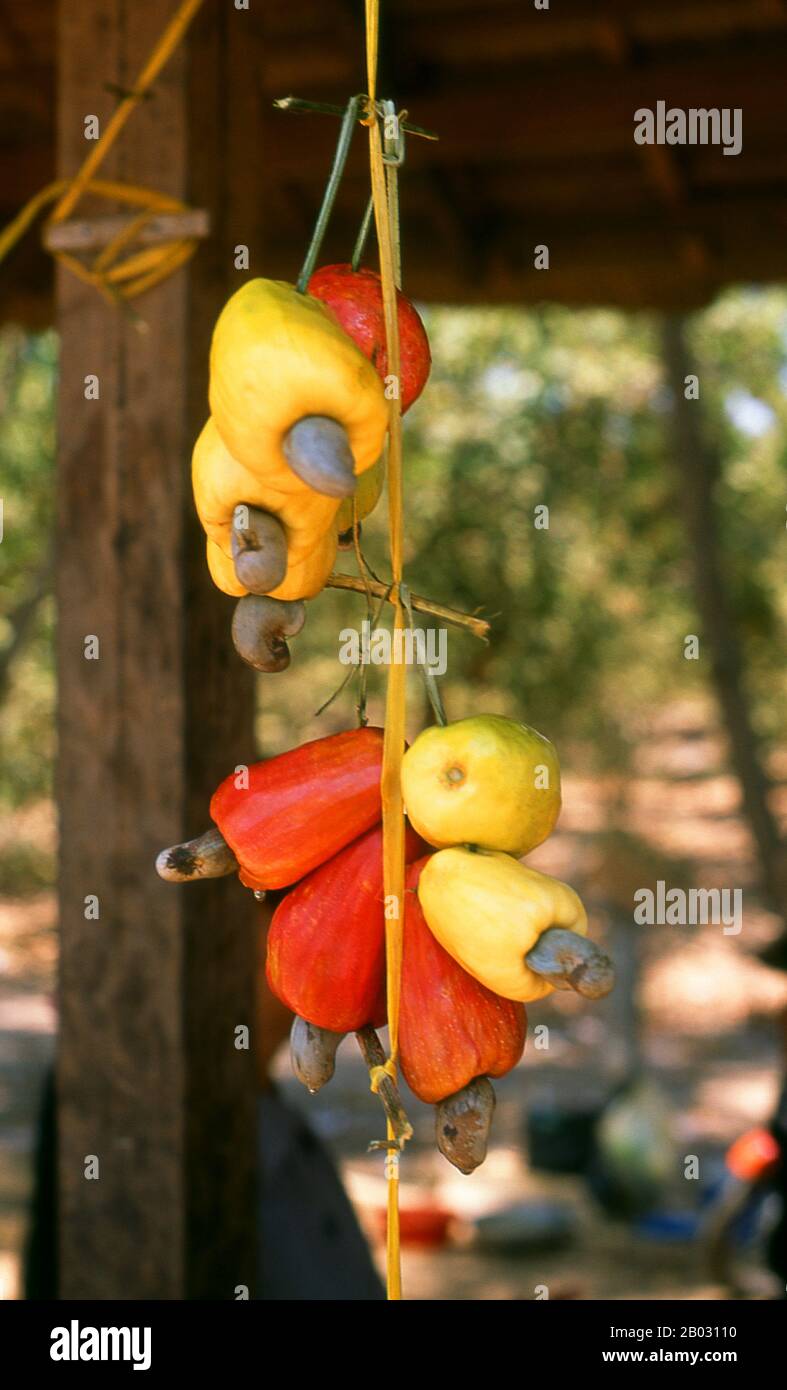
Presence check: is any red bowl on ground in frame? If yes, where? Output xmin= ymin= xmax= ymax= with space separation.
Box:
xmin=372 ymin=1203 xmax=454 ymax=1247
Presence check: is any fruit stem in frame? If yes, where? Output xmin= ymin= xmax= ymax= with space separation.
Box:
xmin=296 ymin=95 xmax=361 ymax=294
xmin=401 ymin=581 xmax=448 ymax=727
xmin=423 ymin=668 xmax=447 ymax=727
xmin=351 ymin=194 xmax=375 ymax=270
xmin=312 ymin=664 xmax=356 ymax=720
xmin=273 ymin=96 xmax=439 ymax=143
xmin=353 ymin=505 xmax=374 ymax=725
xmin=356 ymin=1027 xmax=413 ymax=1146
xmin=327 ymin=571 xmax=490 ymax=641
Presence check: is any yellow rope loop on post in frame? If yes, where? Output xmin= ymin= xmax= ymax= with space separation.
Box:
xmin=0 ymin=0 xmax=205 ymax=304
xmin=365 ymin=0 xmax=407 ymax=1303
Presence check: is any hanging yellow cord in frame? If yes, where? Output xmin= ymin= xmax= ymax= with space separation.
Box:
xmin=0 ymin=0 xmax=205 ymax=302
xmin=364 ymin=0 xmax=407 ymax=1303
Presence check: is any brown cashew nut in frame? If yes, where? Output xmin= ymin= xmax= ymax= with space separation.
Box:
xmin=436 ymin=1076 xmax=496 ymax=1174
xmin=231 ymin=504 xmax=288 ymax=595
xmin=290 ymin=1016 xmax=345 ymax=1094
xmin=155 ymin=827 xmax=237 ymax=883
xmin=525 ymin=927 xmax=615 ymax=1000
xmin=283 ymin=415 xmax=357 ymax=498
xmin=231 ymin=595 xmax=306 ymax=673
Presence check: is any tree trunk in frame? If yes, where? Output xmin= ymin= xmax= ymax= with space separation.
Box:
xmin=661 ymin=313 xmax=787 ymax=922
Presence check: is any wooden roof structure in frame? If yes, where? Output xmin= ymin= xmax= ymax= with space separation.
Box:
xmin=4 ymin=0 xmax=787 ymax=323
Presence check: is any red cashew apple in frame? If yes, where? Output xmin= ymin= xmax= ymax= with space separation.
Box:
xmin=308 ymin=264 xmax=431 ymax=414
xmin=210 ymin=727 xmax=385 ymax=891
xmin=399 ymin=857 xmax=527 ymax=1103
xmin=266 ymin=822 xmax=426 ymax=1033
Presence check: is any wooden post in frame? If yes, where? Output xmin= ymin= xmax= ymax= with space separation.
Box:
xmin=56 ymin=0 xmax=258 ymax=1299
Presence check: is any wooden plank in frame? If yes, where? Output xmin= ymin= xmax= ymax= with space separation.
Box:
xmin=44 ymin=208 xmax=210 ymax=254
xmin=57 ymin=0 xmax=257 ymax=1300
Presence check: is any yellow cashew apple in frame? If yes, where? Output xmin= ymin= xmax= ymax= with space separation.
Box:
xmin=417 ymin=847 xmax=587 ymax=1003
xmin=401 ymin=714 xmax=561 ymax=856
xmin=209 ymin=278 xmax=388 ymax=484
xmin=194 ymin=418 xmax=339 ymax=600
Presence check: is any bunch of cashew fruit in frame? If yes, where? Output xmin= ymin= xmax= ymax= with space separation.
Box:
xmin=157 ymin=712 xmax=614 ymax=1172
xmin=161 ymin=267 xmax=613 ymax=1171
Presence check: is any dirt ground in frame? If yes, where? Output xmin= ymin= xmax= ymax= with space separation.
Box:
xmin=2 ymin=696 xmax=787 ymax=1300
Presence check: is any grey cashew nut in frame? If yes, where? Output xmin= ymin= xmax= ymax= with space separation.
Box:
xmin=155 ymin=827 xmax=237 ymax=883
xmin=525 ymin=926 xmax=615 ymax=999
xmin=283 ymin=416 xmax=357 ymax=498
xmin=231 ymin=504 xmax=288 ymax=595
xmin=290 ymin=1016 xmax=345 ymax=1094
xmin=231 ymin=595 xmax=306 ymax=673
xmin=436 ymin=1076 xmax=496 ymax=1175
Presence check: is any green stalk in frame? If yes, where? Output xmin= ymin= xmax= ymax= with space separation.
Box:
xmin=351 ymin=195 xmax=375 ymax=271
xmin=296 ymin=95 xmax=360 ymax=294
xmin=401 ymin=583 xmax=448 ymax=727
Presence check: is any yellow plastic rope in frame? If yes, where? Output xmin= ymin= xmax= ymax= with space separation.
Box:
xmin=0 ymin=0 xmax=205 ymax=302
xmin=365 ymin=0 xmax=407 ymax=1303
xmin=368 ymin=1060 xmax=397 ymax=1094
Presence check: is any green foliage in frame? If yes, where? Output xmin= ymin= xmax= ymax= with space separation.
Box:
xmin=266 ymin=290 xmax=787 ymax=767
xmin=0 ymin=328 xmax=57 ymax=821
xmin=0 ymin=832 xmax=54 ymax=897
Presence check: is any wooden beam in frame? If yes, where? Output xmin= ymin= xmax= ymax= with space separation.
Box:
xmin=57 ymin=0 xmax=257 ymax=1300
xmin=394 ymin=0 xmax=787 ymax=35
xmin=639 ymin=144 xmax=686 ymax=206
xmin=594 ymin=19 xmax=632 ymax=65
xmin=258 ymin=52 xmax=787 ymax=177
xmin=44 ymin=209 xmax=210 ymax=254
xmin=257 ymin=0 xmax=787 ymax=87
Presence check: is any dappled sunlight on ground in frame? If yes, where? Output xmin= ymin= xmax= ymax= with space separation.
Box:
xmin=643 ymin=942 xmax=787 ymax=1034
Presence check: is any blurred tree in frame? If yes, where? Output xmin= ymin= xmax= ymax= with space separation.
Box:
xmin=663 ymin=312 xmax=787 ymax=924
